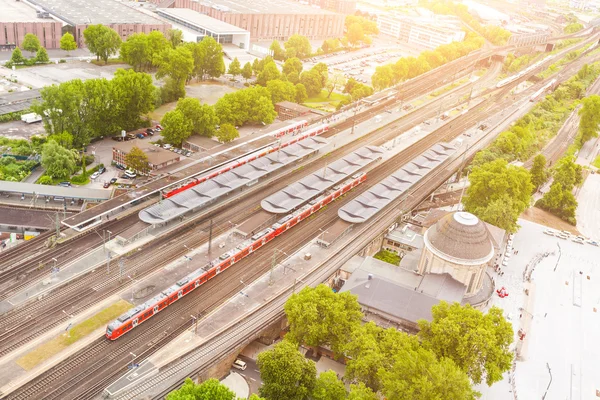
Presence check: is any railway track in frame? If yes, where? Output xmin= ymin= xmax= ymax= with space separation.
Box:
xmin=3 ymin=77 xmax=515 ymax=400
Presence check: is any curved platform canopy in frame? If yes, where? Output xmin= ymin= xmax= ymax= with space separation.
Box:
xmin=261 ymin=146 xmax=383 ymax=214
xmin=338 ymin=142 xmax=457 ymax=224
xmin=139 ymin=137 xmax=328 ymax=224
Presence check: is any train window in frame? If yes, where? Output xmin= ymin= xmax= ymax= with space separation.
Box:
xmin=154 ymin=305 xmax=159 ymax=313
xmin=133 ymin=318 xmax=138 ymax=327
xmin=178 ymin=290 xmax=183 ymax=298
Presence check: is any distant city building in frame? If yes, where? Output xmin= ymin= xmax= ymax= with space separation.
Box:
xmin=570 ymin=0 xmax=589 ymax=9
xmin=304 ymin=0 xmax=357 ymax=14
xmin=14 ymin=0 xmax=171 ymax=48
xmin=377 ymin=13 xmax=465 ymax=50
xmin=113 ymin=139 xmax=180 ymax=172
xmin=160 ymin=0 xmax=345 ymax=41
xmin=0 ymin=0 xmax=63 ymax=50
xmin=156 ymin=8 xmax=250 ymax=49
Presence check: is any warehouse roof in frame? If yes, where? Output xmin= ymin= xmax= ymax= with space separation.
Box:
xmin=261 ymin=146 xmax=383 ymax=214
xmin=139 ymin=137 xmax=327 ymax=224
xmin=338 ymin=143 xmax=456 ymax=224
xmin=156 ymin=8 xmax=249 ymax=33
xmin=0 ymin=0 xmax=49 ymax=22
xmin=203 ymin=0 xmax=337 ymax=15
xmin=26 ymin=0 xmax=166 ymax=25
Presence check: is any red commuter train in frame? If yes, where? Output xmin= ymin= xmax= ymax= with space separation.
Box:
xmin=106 ymin=172 xmax=366 ymax=340
xmin=163 ymin=123 xmax=328 ymax=199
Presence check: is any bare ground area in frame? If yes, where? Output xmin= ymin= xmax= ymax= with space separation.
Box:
xmin=520 ymin=207 xmax=580 ymax=235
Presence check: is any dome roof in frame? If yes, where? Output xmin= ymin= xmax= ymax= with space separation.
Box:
xmin=425 ymin=212 xmax=493 ymax=261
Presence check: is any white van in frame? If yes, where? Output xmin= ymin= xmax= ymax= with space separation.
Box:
xmin=232 ymin=359 xmax=246 ymax=371
xmin=124 ymin=170 xmax=137 ymax=179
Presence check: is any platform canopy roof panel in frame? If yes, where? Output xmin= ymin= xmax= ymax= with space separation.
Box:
xmin=338 ymin=142 xmax=457 ymax=224
xmin=261 ymin=146 xmax=383 ymax=214
xmin=139 ymin=137 xmax=328 ymax=224
xmin=0 ymin=181 xmax=111 ymax=201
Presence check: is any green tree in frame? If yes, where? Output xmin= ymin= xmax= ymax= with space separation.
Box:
xmin=270 ymin=40 xmax=285 ymax=60
xmin=530 ymin=154 xmax=549 ymax=191
xmin=111 ymin=68 xmax=156 ymax=131
xmin=379 ymin=345 xmax=478 ymax=400
xmin=300 ymin=69 xmax=323 ymax=96
xmin=186 ymin=36 xmax=225 ymax=80
xmin=10 ymin=47 xmax=25 ymax=64
xmin=155 ymin=46 xmax=193 ymax=101
xmin=536 ymin=182 xmax=578 ymax=224
xmin=266 ymin=79 xmax=297 ymax=103
xmin=347 ymin=23 xmax=365 ymax=47
xmin=347 ymin=383 xmax=378 ymax=400
xmin=252 ymin=58 xmax=261 ymax=74
xmin=553 ymin=155 xmax=582 ymax=189
xmin=295 ymin=83 xmax=308 ymax=104
xmin=326 ymin=72 xmax=346 ymax=98
xmin=215 ymin=123 xmax=240 ymax=143
xmin=256 ymin=60 xmax=281 ymax=85
xmin=176 ymin=97 xmax=219 ymax=137
xmin=214 ymin=86 xmax=277 ymax=126
xmin=464 ymin=159 xmax=533 ymax=233
xmin=284 ymin=284 xmax=362 ymax=356
xmin=35 ymin=47 xmax=50 ymax=63
xmin=125 ymin=146 xmax=149 ymax=174
xmin=283 ymin=57 xmax=303 ymax=76
xmin=166 ymin=377 xmax=237 ymax=400
xmin=41 ymin=141 xmax=77 ymax=179
xmin=248 ymin=395 xmax=267 ymax=400
xmin=345 ymin=15 xmax=379 ymax=35
xmin=228 ymin=57 xmax=242 ymax=77
xmin=60 ymin=32 xmax=77 ymax=56
xmin=257 ymin=340 xmax=317 ymax=400
xmin=372 ymin=65 xmax=394 ymax=90
xmin=22 ymin=33 xmax=41 ymax=54
xmin=312 ymin=370 xmax=346 ymax=400
xmin=167 ymin=29 xmax=183 ymax=48
xmin=241 ymin=62 xmax=253 ymax=81
xmin=38 ymin=175 xmax=54 ymax=185
xmin=284 ymin=34 xmax=312 ymax=59
xmin=418 ymin=302 xmax=514 ymax=386
xmin=564 ymin=22 xmax=584 ymax=34
xmin=160 ymin=109 xmax=193 ymax=146
xmin=578 ymin=95 xmax=600 ymax=144
xmin=120 ymin=33 xmax=150 ymax=71
xmin=47 ymin=131 xmax=74 ymax=148
xmin=83 ymin=25 xmax=122 ymax=64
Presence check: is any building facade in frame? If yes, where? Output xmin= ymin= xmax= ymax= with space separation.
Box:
xmin=169 ymin=0 xmax=345 ymax=40
xmin=305 ymin=0 xmax=357 ymax=14
xmin=377 ymin=14 xmax=465 ymax=50
xmin=0 ymin=21 xmax=63 ymax=50
xmin=113 ymin=139 xmax=181 ymax=172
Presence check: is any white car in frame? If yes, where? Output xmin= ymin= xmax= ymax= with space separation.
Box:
xmin=90 ymin=171 xmax=100 ymax=179
xmin=502 ymin=259 xmax=509 ymax=267
xmin=572 ymin=237 xmax=584 ymax=245
xmin=232 ymin=359 xmax=247 ymax=371
xmin=543 ymin=229 xmax=555 ymax=236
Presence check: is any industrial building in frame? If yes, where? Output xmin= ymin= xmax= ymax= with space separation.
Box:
xmin=0 ymin=0 xmax=63 ymax=50
xmin=377 ymin=13 xmax=465 ymax=50
xmin=113 ymin=139 xmax=181 ymax=172
xmin=19 ymin=0 xmax=171 ymax=48
xmin=161 ymin=0 xmax=345 ymax=41
xmin=156 ymin=8 xmax=250 ymax=49
xmin=304 ymin=0 xmax=357 ymax=14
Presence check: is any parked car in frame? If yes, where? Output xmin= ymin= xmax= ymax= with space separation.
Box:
xmin=155 ymin=124 xmax=163 ymax=130
xmin=116 ymin=164 xmax=126 ymax=170
xmin=59 ymin=181 xmax=71 ymax=187
xmin=136 ymin=133 xmax=145 ymax=139
xmin=543 ymin=229 xmax=555 ymax=236
xmin=91 ymin=171 xmax=100 ymax=179
xmin=145 ymin=128 xmax=154 ymax=136
xmin=110 ymin=177 xmax=118 ymax=184
xmin=232 ymin=359 xmax=247 ymax=371
xmin=98 ymin=166 xmax=106 ymax=174
xmin=103 ymin=182 xmax=111 ymax=188
xmin=163 ymin=144 xmax=172 ymax=149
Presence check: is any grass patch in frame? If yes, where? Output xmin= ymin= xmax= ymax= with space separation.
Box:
xmin=374 ymin=249 xmax=401 ymax=266
xmin=593 ymin=155 xmax=600 ymax=169
xmin=304 ymin=90 xmax=349 ymax=104
xmin=16 ymin=299 xmax=131 ymax=371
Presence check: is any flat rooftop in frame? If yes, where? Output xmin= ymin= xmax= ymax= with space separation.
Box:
xmin=0 ymin=0 xmax=49 ymax=22
xmin=26 ymin=0 xmax=167 ymax=25
xmin=157 ymin=8 xmax=249 ymax=34
xmin=204 ymin=0 xmax=337 ymax=15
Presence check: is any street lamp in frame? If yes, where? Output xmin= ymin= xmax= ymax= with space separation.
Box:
xmin=293 ymin=277 xmax=306 ymax=294
xmin=190 ymin=314 xmax=198 ymax=334
xmin=127 ymin=275 xmax=137 ymax=302
xmin=129 ymin=352 xmax=137 ymax=369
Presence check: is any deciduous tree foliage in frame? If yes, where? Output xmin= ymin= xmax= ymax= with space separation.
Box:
xmin=379 ymin=345 xmax=478 ymax=400
xmin=214 ymin=86 xmax=277 ymax=126
xmin=345 ymin=15 xmax=379 ymax=35
xmin=418 ymin=302 xmax=514 ymax=386
xmin=372 ymin=65 xmax=394 ymax=90
xmin=578 ymin=94 xmax=600 ymax=144
xmin=228 ymin=57 xmax=242 ymax=77
xmin=267 ymin=80 xmax=297 ymax=104
xmin=347 ymin=383 xmax=378 ymax=400
xmin=347 ymin=23 xmax=365 ymax=47
xmin=60 ymin=32 xmax=77 ymax=55
xmin=175 ymin=97 xmax=219 ymax=137
xmin=185 ymin=36 xmax=225 ymax=80
xmin=111 ymin=69 xmax=156 ymax=131
xmin=284 ymin=284 xmax=362 ymax=356
xmin=464 ymin=159 xmax=533 ymax=233
xmin=10 ymin=47 xmax=25 ymax=64
xmin=166 ymin=377 xmax=237 ymax=400
xmin=160 ymin=109 xmax=193 ymax=146
xmin=167 ymin=29 xmax=183 ymax=48
xmin=22 ymin=33 xmax=41 ymax=54
xmin=155 ymin=46 xmax=194 ymax=84
xmin=47 ymin=131 xmax=74 ymax=149
xmin=270 ymin=40 xmax=285 ymax=60
xmin=83 ymin=25 xmax=122 ymax=64
xmin=257 ymin=340 xmax=316 ymax=400
xmin=536 ymin=182 xmax=578 ymax=224
xmin=41 ymin=141 xmax=77 ymax=179
xmin=215 ymin=123 xmax=239 ymax=143
xmin=530 ymin=154 xmax=549 ymax=191
xmin=552 ymin=155 xmax=583 ymax=189
xmin=284 ymin=34 xmax=312 ymax=59
xmin=241 ymin=62 xmax=253 ymax=81
xmin=283 ymin=57 xmax=303 ymax=76
xmin=295 ymin=83 xmax=308 ymax=104
xmin=35 ymin=47 xmax=49 ymax=63
xmin=311 ymin=370 xmax=346 ymax=400
xmin=125 ymin=146 xmax=149 ymax=174
xmin=256 ymin=60 xmax=281 ymax=85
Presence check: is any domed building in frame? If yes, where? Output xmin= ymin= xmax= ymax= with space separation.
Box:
xmin=417 ymin=211 xmax=494 ymax=296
